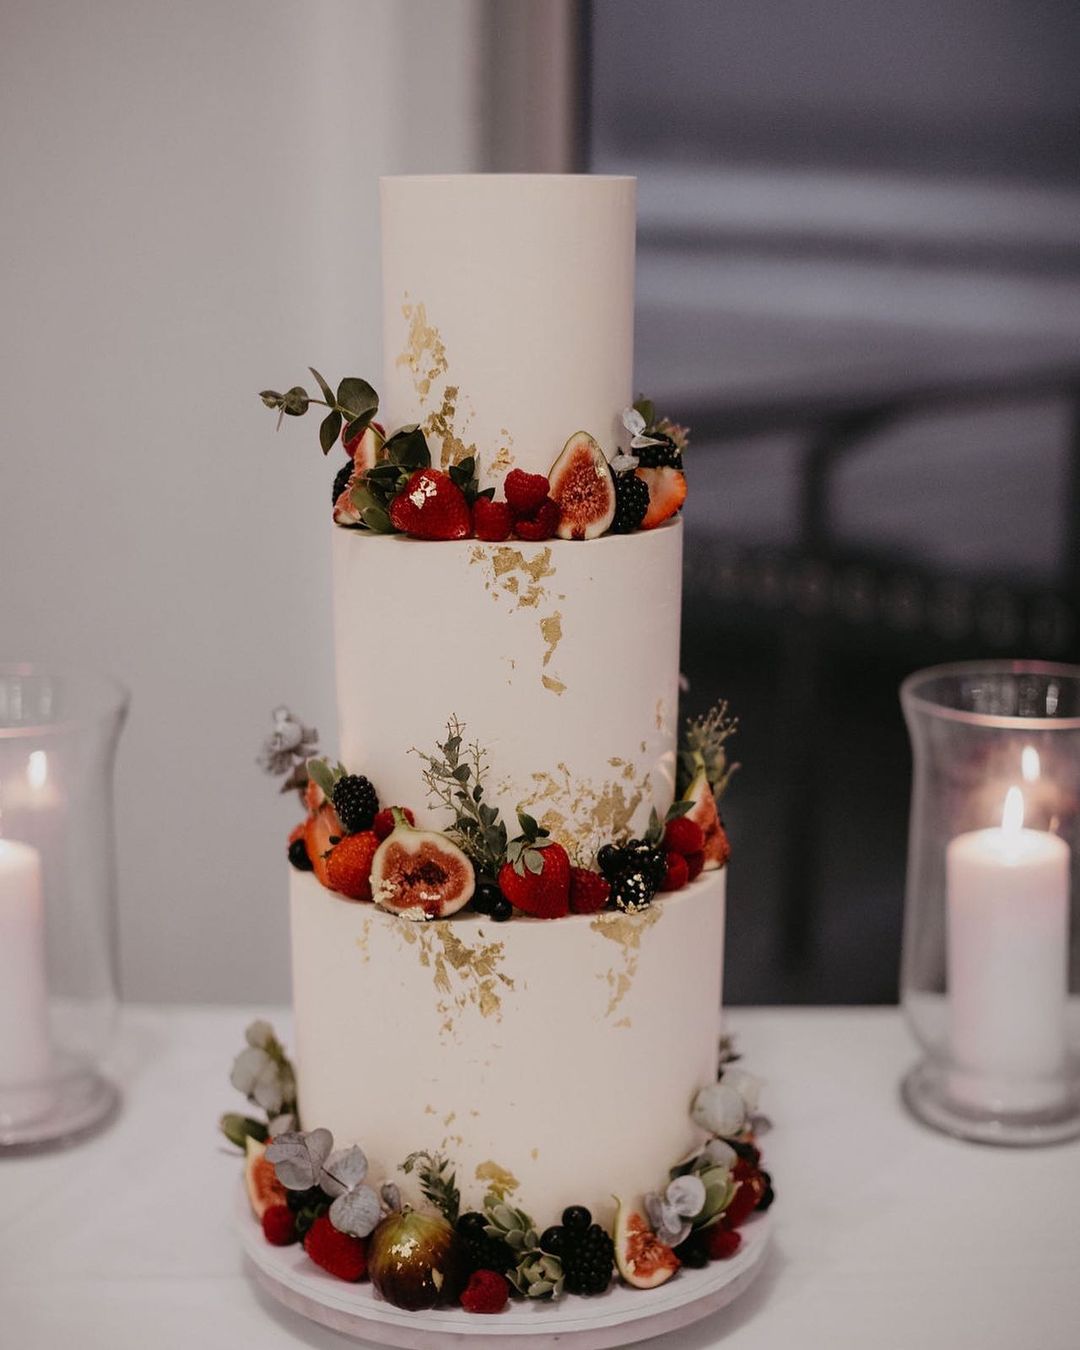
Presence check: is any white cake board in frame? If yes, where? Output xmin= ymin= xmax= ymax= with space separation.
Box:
xmin=236 ymin=1183 xmax=772 ymax=1348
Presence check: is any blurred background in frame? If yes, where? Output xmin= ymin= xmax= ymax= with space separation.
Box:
xmin=3 ymin=0 xmax=1078 ymax=1005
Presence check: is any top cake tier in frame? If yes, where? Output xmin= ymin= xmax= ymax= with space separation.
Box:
xmin=380 ymin=175 xmax=636 ymax=489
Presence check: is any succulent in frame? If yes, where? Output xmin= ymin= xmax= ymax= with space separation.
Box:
xmin=484 ymin=1201 xmax=565 ymax=1300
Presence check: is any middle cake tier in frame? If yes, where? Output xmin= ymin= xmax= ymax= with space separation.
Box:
xmin=333 ymin=521 xmax=683 ymax=858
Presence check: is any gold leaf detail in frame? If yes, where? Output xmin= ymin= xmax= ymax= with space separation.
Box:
xmin=396 ymin=300 xmax=448 ymax=403
xmin=591 ymin=906 xmax=663 ymax=1017
xmin=475 ymin=1160 xmax=519 ymax=1199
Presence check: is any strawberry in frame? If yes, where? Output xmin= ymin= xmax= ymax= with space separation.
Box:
xmin=684 ymin=850 xmax=705 ymax=881
xmin=304 ymin=801 xmax=344 ymax=888
xmin=373 ymin=806 xmax=415 ymax=841
xmin=499 ymin=815 xmax=570 ymax=918
xmin=706 ymin=1226 xmax=742 ymax=1260
xmin=473 ymin=498 xmax=513 ymax=542
xmin=513 ymin=497 xmax=560 ymax=542
xmin=326 ymin=830 xmax=379 ymax=901
xmin=568 ymin=867 xmax=610 ymax=914
xmin=503 ymin=468 xmax=550 ymax=517
xmin=661 ymin=851 xmax=689 ymax=891
xmin=304 ymin=1215 xmax=368 ymax=1282
xmin=637 ymin=466 xmax=687 ymax=529
xmin=389 ymin=469 xmax=472 ymax=540
xmin=663 ymin=816 xmax=705 ymax=856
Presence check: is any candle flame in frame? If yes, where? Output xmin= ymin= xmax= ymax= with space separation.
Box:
xmin=27 ymin=751 xmax=47 ymax=792
xmin=1002 ymin=786 xmax=1025 ymax=835
xmin=1021 ymin=745 xmax=1040 ymax=783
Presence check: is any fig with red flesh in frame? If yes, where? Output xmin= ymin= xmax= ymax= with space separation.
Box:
xmin=681 ymin=768 xmax=730 ymax=871
xmin=370 ymin=812 xmax=475 ymax=920
xmin=367 ymin=1209 xmax=470 ymax=1310
xmin=549 ymin=431 xmax=616 ymax=540
xmin=613 ymin=1196 xmax=680 ymax=1289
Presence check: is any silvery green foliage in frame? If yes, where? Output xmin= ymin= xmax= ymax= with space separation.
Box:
xmin=316 ymin=1145 xmax=381 ymax=1238
xmin=258 ymin=706 xmax=319 ymax=801
xmin=644 ymin=1173 xmax=707 ymax=1248
xmin=691 ymin=1082 xmax=746 ymax=1137
xmin=722 ymin=1067 xmax=762 ymax=1115
xmin=229 ymin=1021 xmax=297 ymax=1119
xmin=266 ymin=1128 xmax=333 ymax=1190
xmin=380 ymin=1181 xmax=402 ymax=1213
xmin=702 ymin=1137 xmax=738 ymax=1169
xmin=267 ymin=1112 xmax=296 ymax=1138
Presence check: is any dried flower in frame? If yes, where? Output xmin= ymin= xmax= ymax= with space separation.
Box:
xmin=644 ymin=1173 xmax=707 ymax=1248
xmin=258 ymin=706 xmax=319 ymax=802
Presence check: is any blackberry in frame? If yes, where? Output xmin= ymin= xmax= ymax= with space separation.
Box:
xmin=285 ymin=1184 xmax=329 ymax=1237
xmin=288 ymin=836 xmax=313 ymax=871
xmin=596 ymin=843 xmax=624 ymax=879
xmin=611 ymin=869 xmax=656 ymax=913
xmin=331 ymin=774 xmax=379 ymax=834
xmin=634 ymin=435 xmax=682 ymax=471
xmin=611 ymin=472 xmax=649 ymax=534
xmin=674 ymin=1230 xmax=709 ymax=1269
xmin=332 ymin=459 xmax=354 ymax=505
xmin=622 ymin=839 xmax=667 ymax=888
xmin=456 ymin=1212 xmax=515 ymax=1275
xmin=756 ymin=1169 xmax=775 ymax=1212
xmin=561 ymin=1222 xmax=615 ymax=1295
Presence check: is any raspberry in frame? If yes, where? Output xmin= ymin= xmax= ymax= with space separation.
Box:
xmin=325 ymin=831 xmax=379 ymax=901
xmin=473 ymin=498 xmax=513 ymax=542
xmin=460 ymin=1268 xmax=509 ymax=1313
xmin=569 ymin=867 xmax=610 ymax=914
xmin=262 ymin=1204 xmax=298 ymax=1246
xmin=503 ymin=468 xmax=550 ymax=517
xmin=663 ymin=816 xmax=705 ymax=856
xmin=373 ymin=806 xmax=415 ymax=841
xmin=684 ymin=850 xmax=705 ymax=880
xmin=706 ymin=1225 xmax=742 ymax=1260
xmin=661 ymin=851 xmax=689 ymax=891
xmin=304 ymin=1215 xmax=368 ymax=1281
xmin=513 ymin=497 xmax=560 ymax=542
xmin=722 ymin=1169 xmax=765 ymax=1230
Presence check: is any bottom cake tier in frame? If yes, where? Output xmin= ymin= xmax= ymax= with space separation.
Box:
xmin=289 ymin=869 xmax=726 ymax=1224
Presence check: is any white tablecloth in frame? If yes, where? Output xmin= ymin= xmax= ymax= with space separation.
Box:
xmin=2 ymin=1005 xmax=1078 ymax=1349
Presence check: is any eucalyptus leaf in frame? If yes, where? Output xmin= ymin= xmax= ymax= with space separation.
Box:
xmin=343 ymin=411 xmax=375 ymax=445
xmin=306 ymin=758 xmax=338 ymax=800
xmin=319 ymin=409 xmax=343 ymax=454
xmin=283 ymin=385 xmax=310 ymax=416
xmin=265 ymin=1127 xmax=334 ymax=1190
xmin=219 ymin=1112 xmax=268 ymax=1150
xmin=336 ymin=376 xmax=378 ymax=418
xmin=308 ymin=367 xmax=335 ymax=405
xmin=320 ymin=1144 xmax=369 ymax=1196
xmin=360 ymin=504 xmax=394 ymax=533
xmin=245 ymin=1019 xmax=276 ymax=1051
xmin=329 ymin=1184 xmax=381 ymax=1237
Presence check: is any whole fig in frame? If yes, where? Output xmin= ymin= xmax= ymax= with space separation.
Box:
xmin=367 ymin=1209 xmax=469 ymax=1310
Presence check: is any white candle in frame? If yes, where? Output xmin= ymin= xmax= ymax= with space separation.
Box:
xmin=947 ymin=787 xmax=1070 ymax=1112
xmin=0 ymin=838 xmax=54 ymax=1125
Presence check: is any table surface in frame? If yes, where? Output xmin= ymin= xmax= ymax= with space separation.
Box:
xmin=2 ymin=1005 xmax=1078 ymax=1350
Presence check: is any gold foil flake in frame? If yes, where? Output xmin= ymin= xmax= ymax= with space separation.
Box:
xmin=656 ymin=699 xmax=666 ymax=732
xmin=475 ymin=1160 xmax=519 ymax=1199
xmin=354 ymin=915 xmax=373 ymax=964
xmin=392 ymin=918 xmax=513 ymax=1037
xmin=530 ymin=1148 xmax=539 ymax=1160
xmin=444 ymin=1111 xmax=457 ymax=1126
xmin=591 ymin=906 xmax=663 ymax=1017
xmin=541 ymin=675 xmax=566 ymax=696
xmin=397 ymin=300 xmax=447 ymax=402
xmin=490 ymin=439 xmax=514 ymax=475
xmin=614 ymin=1016 xmax=632 ymax=1029
xmin=519 ymin=763 xmax=651 ymax=863
xmin=540 ymin=613 xmax=563 ymax=667
xmin=469 ymin=545 xmax=556 ymax=613
xmin=423 ymin=384 xmax=479 ymax=469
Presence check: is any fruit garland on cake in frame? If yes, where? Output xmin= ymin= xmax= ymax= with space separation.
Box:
xmin=260 ymin=704 xmax=737 ymax=922
xmin=258 ymin=371 xmax=689 ymax=541
xmin=220 ymin=1025 xmax=775 ymax=1314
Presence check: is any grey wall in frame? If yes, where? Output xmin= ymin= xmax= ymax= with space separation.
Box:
xmin=1 ymin=0 xmax=483 ymax=1003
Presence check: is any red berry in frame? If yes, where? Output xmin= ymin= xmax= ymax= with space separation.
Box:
xmin=706 ymin=1225 xmax=742 ymax=1260
xmin=568 ymin=867 xmax=610 ymax=914
xmin=460 ymin=1268 xmax=510 ymax=1313
xmin=498 ymin=842 xmax=571 ymax=919
xmin=389 ymin=469 xmax=472 ymax=541
xmin=661 ymin=851 xmax=689 ymax=891
xmin=513 ymin=497 xmax=560 ymax=542
xmin=261 ymin=1204 xmax=298 ymax=1246
xmin=304 ymin=1215 xmax=368 ymax=1282
xmin=722 ymin=1170 xmax=765 ymax=1230
xmin=503 ymin=468 xmax=550 ymax=518
xmin=663 ymin=816 xmax=705 ymax=856
xmin=684 ymin=850 xmax=705 ymax=881
xmin=473 ymin=498 xmax=514 ymax=542
xmin=373 ymin=806 xmax=415 ymax=841
xmin=325 ymin=831 xmax=379 ymax=901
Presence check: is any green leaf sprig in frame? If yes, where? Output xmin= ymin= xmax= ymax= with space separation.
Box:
xmin=412 ymin=718 xmax=508 ymax=876
xmin=259 ymin=369 xmax=379 ymax=454
xmin=676 ymin=702 xmax=739 ymax=799
xmin=401 ymin=1150 xmax=461 ymax=1225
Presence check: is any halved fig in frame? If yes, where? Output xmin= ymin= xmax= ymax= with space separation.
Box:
xmin=681 ymin=768 xmax=730 ymax=871
xmin=613 ymin=1196 xmax=680 ymax=1289
xmin=342 ymin=421 xmax=385 ymax=472
xmin=549 ymin=431 xmax=616 ymax=540
xmin=370 ymin=814 xmax=475 ymax=920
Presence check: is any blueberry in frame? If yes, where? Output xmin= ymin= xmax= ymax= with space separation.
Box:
xmin=540 ymin=1225 xmax=565 ymax=1254
xmin=288 ymin=837 xmax=313 ymax=871
xmin=489 ymin=896 xmax=513 ymax=922
xmin=561 ymin=1205 xmax=591 ymax=1233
